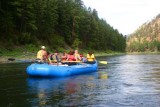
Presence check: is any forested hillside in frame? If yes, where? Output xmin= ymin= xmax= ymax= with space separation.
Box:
xmin=127 ymin=14 xmax=160 ymax=52
xmin=0 ymin=0 xmax=126 ymax=52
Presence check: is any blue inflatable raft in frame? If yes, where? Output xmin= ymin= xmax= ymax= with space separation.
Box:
xmin=26 ymin=61 xmax=98 ymax=77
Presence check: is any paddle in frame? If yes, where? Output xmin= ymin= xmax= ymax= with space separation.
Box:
xmin=61 ymin=61 xmax=82 ymax=66
xmin=62 ymin=60 xmax=108 ymax=64
xmin=8 ymin=58 xmax=108 ymax=64
xmin=61 ymin=61 xmax=82 ymax=63
xmin=99 ymin=61 xmax=107 ymax=64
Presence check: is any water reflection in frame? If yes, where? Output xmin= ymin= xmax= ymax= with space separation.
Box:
xmin=27 ymin=77 xmax=68 ymax=106
xmin=98 ymin=72 xmax=108 ymax=79
xmin=26 ymin=73 xmax=100 ymax=106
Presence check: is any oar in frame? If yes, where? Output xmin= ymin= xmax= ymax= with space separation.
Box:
xmin=99 ymin=61 xmax=107 ymax=64
xmin=62 ymin=60 xmax=108 ymax=64
xmin=61 ymin=61 xmax=82 ymax=63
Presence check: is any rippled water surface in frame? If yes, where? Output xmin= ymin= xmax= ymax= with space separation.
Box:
xmin=1 ymin=54 xmax=160 ymax=107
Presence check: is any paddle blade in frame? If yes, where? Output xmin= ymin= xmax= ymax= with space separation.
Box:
xmin=99 ymin=61 xmax=107 ymax=64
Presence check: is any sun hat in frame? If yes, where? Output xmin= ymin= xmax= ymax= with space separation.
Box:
xmin=41 ymin=46 xmax=45 ymax=49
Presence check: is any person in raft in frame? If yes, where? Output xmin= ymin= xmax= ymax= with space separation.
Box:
xmin=61 ymin=52 xmax=68 ymax=62
xmin=67 ymin=50 xmax=76 ymax=61
xmin=86 ymin=51 xmax=96 ymax=64
xmin=74 ymin=50 xmax=81 ymax=61
xmin=47 ymin=51 xmax=54 ymax=64
xmin=48 ymin=50 xmax=61 ymax=65
xmin=80 ymin=54 xmax=87 ymax=62
xmin=66 ymin=50 xmax=77 ymax=65
xmin=36 ymin=46 xmax=47 ymax=62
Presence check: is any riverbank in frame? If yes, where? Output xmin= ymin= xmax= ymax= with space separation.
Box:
xmin=2 ymin=50 xmax=160 ymax=63
xmin=0 ymin=53 xmax=35 ymax=63
xmin=0 ymin=50 xmax=125 ymax=63
xmin=127 ymin=51 xmax=160 ymax=55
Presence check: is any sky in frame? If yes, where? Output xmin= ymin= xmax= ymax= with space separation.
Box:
xmin=82 ymin=0 xmax=160 ymax=35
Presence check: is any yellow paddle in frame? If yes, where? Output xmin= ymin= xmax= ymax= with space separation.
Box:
xmin=99 ymin=61 xmax=107 ymax=64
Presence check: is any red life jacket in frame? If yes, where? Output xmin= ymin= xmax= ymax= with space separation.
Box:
xmin=67 ymin=55 xmax=76 ymax=61
xmin=61 ymin=56 xmax=67 ymax=61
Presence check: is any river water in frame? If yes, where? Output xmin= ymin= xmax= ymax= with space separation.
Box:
xmin=0 ymin=54 xmax=160 ymax=107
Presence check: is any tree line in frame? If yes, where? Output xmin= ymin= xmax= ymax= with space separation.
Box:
xmin=0 ymin=0 xmax=126 ymax=52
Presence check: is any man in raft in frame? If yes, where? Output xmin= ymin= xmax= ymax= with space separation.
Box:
xmin=48 ymin=50 xmax=61 ymax=65
xmin=36 ymin=46 xmax=47 ymax=62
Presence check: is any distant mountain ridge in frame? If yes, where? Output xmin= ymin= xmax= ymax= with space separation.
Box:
xmin=127 ymin=14 xmax=160 ymax=52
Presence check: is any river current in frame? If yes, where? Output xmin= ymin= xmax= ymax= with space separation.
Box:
xmin=0 ymin=54 xmax=160 ymax=107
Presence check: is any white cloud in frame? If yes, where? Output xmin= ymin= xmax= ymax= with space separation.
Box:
xmin=82 ymin=0 xmax=160 ymax=35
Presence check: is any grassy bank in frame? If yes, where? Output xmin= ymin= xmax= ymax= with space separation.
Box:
xmin=127 ymin=51 xmax=160 ymax=55
xmin=0 ymin=46 xmax=125 ymax=63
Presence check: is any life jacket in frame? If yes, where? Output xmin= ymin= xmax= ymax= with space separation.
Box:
xmin=61 ymin=55 xmax=67 ymax=61
xmin=37 ymin=50 xmax=47 ymax=60
xmin=37 ymin=50 xmax=42 ymax=59
xmin=67 ymin=55 xmax=76 ymax=61
xmin=74 ymin=53 xmax=81 ymax=61
xmin=48 ymin=54 xmax=54 ymax=60
xmin=48 ymin=54 xmax=59 ymax=63
xmin=87 ymin=54 xmax=95 ymax=61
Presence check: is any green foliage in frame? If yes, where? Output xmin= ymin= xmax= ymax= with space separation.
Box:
xmin=157 ymin=42 xmax=160 ymax=51
xmin=105 ymin=50 xmax=114 ymax=54
xmin=25 ymin=44 xmax=37 ymax=52
xmin=127 ymin=40 xmax=160 ymax=52
xmin=49 ymin=34 xmax=65 ymax=49
xmin=19 ymin=32 xmax=31 ymax=44
xmin=0 ymin=0 xmax=126 ymax=52
xmin=72 ymin=38 xmax=82 ymax=49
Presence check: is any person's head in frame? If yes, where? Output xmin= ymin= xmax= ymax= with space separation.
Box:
xmin=63 ymin=52 xmax=67 ymax=56
xmin=47 ymin=51 xmax=50 ymax=55
xmin=80 ymin=54 xmax=83 ymax=57
xmin=75 ymin=50 xmax=78 ymax=54
xmin=41 ymin=46 xmax=46 ymax=50
xmin=88 ymin=51 xmax=93 ymax=55
xmin=54 ymin=50 xmax=59 ymax=55
xmin=68 ymin=50 xmax=74 ymax=55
